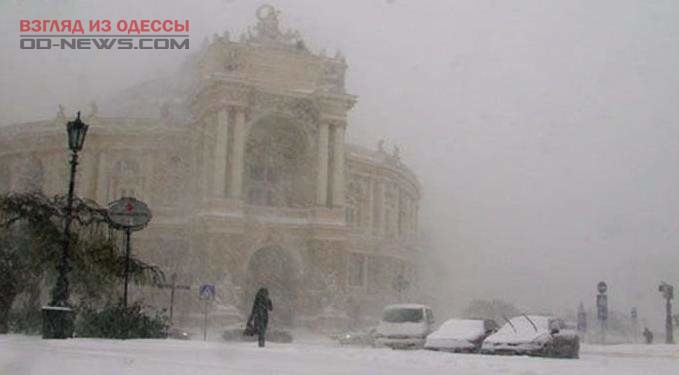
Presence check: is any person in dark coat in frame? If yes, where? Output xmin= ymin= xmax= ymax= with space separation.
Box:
xmin=247 ymin=287 xmax=273 ymax=347
xmin=643 ymin=327 xmax=653 ymax=344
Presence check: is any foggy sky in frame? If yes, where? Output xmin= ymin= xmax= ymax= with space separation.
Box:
xmin=1 ymin=0 xmax=678 ymax=330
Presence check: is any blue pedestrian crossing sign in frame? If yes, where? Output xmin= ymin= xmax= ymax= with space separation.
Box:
xmin=199 ymin=284 xmax=215 ymax=300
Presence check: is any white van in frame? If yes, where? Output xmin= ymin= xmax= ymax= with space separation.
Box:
xmin=374 ymin=304 xmax=435 ymax=349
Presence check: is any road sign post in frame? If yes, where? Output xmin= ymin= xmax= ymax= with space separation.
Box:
xmin=107 ymin=197 xmax=152 ymax=309
xmin=199 ymin=284 xmax=216 ymax=341
xmin=596 ymin=281 xmax=608 ymax=345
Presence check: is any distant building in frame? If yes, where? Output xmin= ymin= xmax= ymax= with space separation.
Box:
xmin=0 ymin=6 xmax=422 ymax=328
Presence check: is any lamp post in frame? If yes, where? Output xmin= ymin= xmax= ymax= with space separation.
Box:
xmin=43 ymin=111 xmax=88 ymax=339
xmin=596 ymin=281 xmax=608 ymax=344
xmin=658 ymin=282 xmax=674 ymax=344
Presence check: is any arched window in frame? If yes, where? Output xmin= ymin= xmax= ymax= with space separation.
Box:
xmin=244 ymin=116 xmax=313 ymax=208
xmin=112 ymin=159 xmax=141 ymax=199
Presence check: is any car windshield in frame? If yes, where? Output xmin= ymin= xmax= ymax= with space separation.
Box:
xmin=382 ymin=308 xmax=423 ymax=323
xmin=496 ymin=316 xmax=550 ymax=336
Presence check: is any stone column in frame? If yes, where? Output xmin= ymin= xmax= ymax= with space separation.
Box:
xmin=201 ymin=118 xmax=213 ymax=199
xmin=212 ymin=108 xmax=229 ymax=198
xmin=229 ymin=107 xmax=246 ymax=199
xmin=316 ymin=121 xmax=330 ymax=206
xmin=331 ymin=124 xmax=345 ymax=207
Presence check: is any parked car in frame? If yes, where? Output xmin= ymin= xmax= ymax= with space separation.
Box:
xmin=481 ymin=315 xmax=579 ymax=359
xmin=374 ymin=304 xmax=436 ymax=349
xmin=425 ymin=319 xmax=498 ymax=353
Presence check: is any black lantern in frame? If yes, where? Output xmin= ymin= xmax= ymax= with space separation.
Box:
xmin=66 ymin=111 xmax=89 ymax=152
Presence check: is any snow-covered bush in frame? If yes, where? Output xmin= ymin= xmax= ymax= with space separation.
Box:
xmin=75 ymin=303 xmax=169 ymax=339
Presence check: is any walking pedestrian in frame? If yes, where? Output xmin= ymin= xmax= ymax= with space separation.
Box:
xmin=643 ymin=327 xmax=653 ymax=344
xmin=246 ymin=287 xmax=273 ymax=347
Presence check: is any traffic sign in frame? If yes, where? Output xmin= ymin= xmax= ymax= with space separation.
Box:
xmin=107 ymin=197 xmax=152 ymax=231
xmin=199 ymin=284 xmax=215 ymax=300
xmin=597 ymin=281 xmax=608 ymax=294
xmin=199 ymin=284 xmax=216 ymax=341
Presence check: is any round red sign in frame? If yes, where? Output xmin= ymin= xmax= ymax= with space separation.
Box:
xmin=107 ymin=197 xmax=152 ymax=230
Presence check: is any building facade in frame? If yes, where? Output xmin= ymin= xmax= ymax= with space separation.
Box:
xmin=0 ymin=6 xmax=421 ymax=328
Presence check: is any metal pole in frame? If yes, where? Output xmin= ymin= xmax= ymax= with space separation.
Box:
xmin=203 ymin=299 xmax=208 ymax=341
xmin=169 ymin=274 xmax=176 ymax=324
xmin=52 ymin=151 xmax=78 ymax=307
xmin=666 ymin=298 xmax=674 ymax=344
xmin=123 ymin=227 xmax=131 ymax=309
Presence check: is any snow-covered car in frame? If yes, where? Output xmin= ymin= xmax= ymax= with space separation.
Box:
xmin=480 ymin=315 xmax=579 ymax=358
xmin=374 ymin=304 xmax=435 ymax=349
xmin=424 ymin=319 xmax=498 ymax=353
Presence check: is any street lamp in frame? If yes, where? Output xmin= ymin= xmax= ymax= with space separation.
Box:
xmin=67 ymin=112 xmax=89 ymax=152
xmin=658 ymin=282 xmax=674 ymax=344
xmin=43 ymin=111 xmax=89 ymax=339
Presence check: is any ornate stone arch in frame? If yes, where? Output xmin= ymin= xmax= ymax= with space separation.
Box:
xmin=243 ymin=242 xmax=305 ymax=326
xmin=244 ymin=109 xmax=316 ymax=147
xmin=242 ymin=241 xmax=305 ymax=279
xmin=243 ymin=113 xmax=316 ymax=207
xmin=249 ymin=91 xmax=319 ymax=131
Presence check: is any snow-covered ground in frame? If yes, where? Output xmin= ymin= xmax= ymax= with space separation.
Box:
xmin=1 ymin=334 xmax=677 ymax=375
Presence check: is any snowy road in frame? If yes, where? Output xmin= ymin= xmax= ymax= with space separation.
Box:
xmin=1 ymin=334 xmax=677 ymax=375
